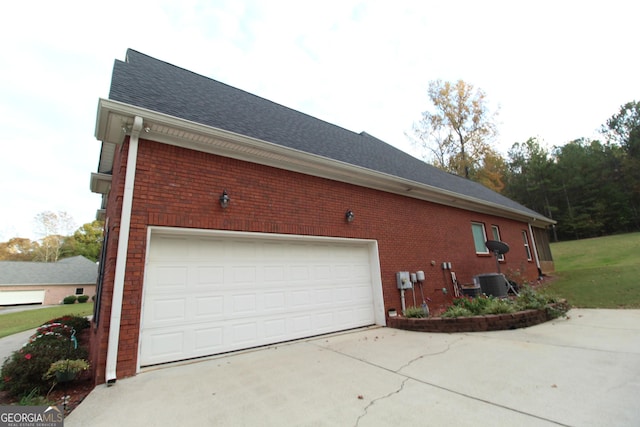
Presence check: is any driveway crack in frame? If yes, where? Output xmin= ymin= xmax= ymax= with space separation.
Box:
xmin=396 ymin=337 xmax=464 ymax=372
xmin=354 ymin=377 xmax=409 ymax=427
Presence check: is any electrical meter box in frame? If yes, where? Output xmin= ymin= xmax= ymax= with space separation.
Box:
xmin=396 ymin=271 xmax=413 ymax=289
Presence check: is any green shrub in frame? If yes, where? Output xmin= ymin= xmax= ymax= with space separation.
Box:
xmin=77 ymin=295 xmax=90 ymax=303
xmin=1 ymin=334 xmax=87 ymax=397
xmin=484 ymin=299 xmax=516 ymax=314
xmin=452 ymin=295 xmax=493 ymax=315
xmin=442 ymin=285 xmax=569 ymax=319
xmin=441 ymin=306 xmax=473 ymax=318
xmin=46 ymin=315 xmax=90 ymax=332
xmin=63 ymin=295 xmax=77 ymax=305
xmin=513 ymin=284 xmax=547 ymax=311
xmin=404 ymin=306 xmax=429 ymax=318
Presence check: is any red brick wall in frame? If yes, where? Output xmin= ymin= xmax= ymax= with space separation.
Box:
xmin=90 ymin=139 xmax=540 ymax=382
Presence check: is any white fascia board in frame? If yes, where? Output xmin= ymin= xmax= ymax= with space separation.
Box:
xmin=95 ymin=99 xmax=555 ymax=227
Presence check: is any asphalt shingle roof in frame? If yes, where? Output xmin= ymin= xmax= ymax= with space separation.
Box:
xmin=0 ymin=256 xmax=98 ymax=285
xmin=108 ymin=49 xmax=545 ymax=220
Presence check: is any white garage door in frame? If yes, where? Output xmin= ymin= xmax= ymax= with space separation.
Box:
xmin=0 ymin=290 xmax=45 ymax=306
xmin=140 ymin=231 xmax=380 ymax=366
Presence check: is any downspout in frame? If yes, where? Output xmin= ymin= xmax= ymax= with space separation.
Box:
xmin=105 ymin=116 xmax=143 ymax=384
xmin=528 ymin=222 xmax=542 ymax=279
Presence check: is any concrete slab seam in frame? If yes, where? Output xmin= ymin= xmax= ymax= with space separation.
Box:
xmin=313 ymin=341 xmax=573 ymax=427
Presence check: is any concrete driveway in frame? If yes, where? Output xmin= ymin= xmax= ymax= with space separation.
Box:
xmin=66 ymin=309 xmax=640 ymax=426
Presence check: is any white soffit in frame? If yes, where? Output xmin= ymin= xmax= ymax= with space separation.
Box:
xmin=94 ymin=99 xmax=553 ymax=226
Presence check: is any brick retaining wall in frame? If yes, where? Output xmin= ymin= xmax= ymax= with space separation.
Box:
xmin=387 ymin=307 xmax=559 ymax=333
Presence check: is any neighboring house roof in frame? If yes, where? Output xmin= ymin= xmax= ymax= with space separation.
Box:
xmin=94 ymin=49 xmax=554 ymax=226
xmin=0 ymin=256 xmax=98 ymax=286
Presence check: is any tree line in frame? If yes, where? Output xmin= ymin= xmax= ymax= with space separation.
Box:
xmin=0 ymin=211 xmax=104 ymax=262
xmin=413 ymin=80 xmax=639 ymax=241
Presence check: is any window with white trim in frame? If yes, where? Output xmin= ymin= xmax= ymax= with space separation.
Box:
xmin=471 ymin=222 xmax=489 ymax=254
xmin=522 ymin=230 xmax=532 ymax=261
xmin=491 ymin=225 xmax=505 ymax=261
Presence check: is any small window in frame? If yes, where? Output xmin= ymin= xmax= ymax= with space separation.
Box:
xmin=471 ymin=222 xmax=489 ymax=254
xmin=491 ymin=225 xmax=505 ymax=261
xmin=75 ymin=288 xmax=84 ymax=295
xmin=522 ymin=231 xmax=532 ymax=261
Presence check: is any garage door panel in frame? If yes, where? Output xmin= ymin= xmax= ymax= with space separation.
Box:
xmin=149 ymin=236 xmax=189 ymax=259
xmin=264 ymin=265 xmax=285 ymax=281
xmin=264 ymin=292 xmax=285 ymax=310
xmin=141 ymin=233 xmax=379 ymax=366
xmin=193 ymin=327 xmax=223 ymax=351
xmin=144 ymin=330 xmax=185 ymax=360
xmin=231 ymin=322 xmax=258 ymax=343
xmin=290 ymin=265 xmax=310 ymax=280
xmin=196 ymin=266 xmax=225 ymax=285
xmin=149 ymin=265 xmax=188 ymax=290
xmin=264 ymin=318 xmax=286 ymax=338
xmin=193 ymin=238 xmax=227 ymax=258
xmin=232 ymin=266 xmax=257 ymax=284
xmin=314 ymin=288 xmax=333 ymax=305
xmin=149 ymin=298 xmax=186 ymax=322
xmin=233 ymin=294 xmax=257 ymax=312
xmin=195 ymin=296 xmax=224 ymax=317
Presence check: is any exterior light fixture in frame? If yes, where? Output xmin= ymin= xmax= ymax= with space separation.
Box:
xmin=219 ymin=190 xmax=230 ymax=208
xmin=345 ymin=210 xmax=355 ymax=223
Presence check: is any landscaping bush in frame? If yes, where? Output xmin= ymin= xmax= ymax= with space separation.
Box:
xmin=46 ymin=315 xmax=90 ymax=332
xmin=441 ymin=285 xmax=569 ymax=319
xmin=484 ymin=298 xmax=515 ymax=314
xmin=441 ymin=305 xmax=473 ymax=318
xmin=451 ymin=294 xmax=493 ymax=315
xmin=0 ymin=316 xmax=90 ymax=398
xmin=1 ymin=334 xmax=87 ymax=397
xmin=404 ymin=306 xmax=429 ymax=318
xmin=77 ymin=295 xmax=90 ymax=303
xmin=63 ymin=295 xmax=77 ymax=305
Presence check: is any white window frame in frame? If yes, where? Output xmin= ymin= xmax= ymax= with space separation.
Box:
xmin=522 ymin=230 xmax=532 ymax=261
xmin=471 ymin=222 xmax=489 ymax=254
xmin=491 ymin=225 xmax=505 ymax=261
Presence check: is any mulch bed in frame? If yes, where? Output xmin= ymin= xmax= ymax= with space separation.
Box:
xmin=0 ymin=328 xmax=95 ymax=416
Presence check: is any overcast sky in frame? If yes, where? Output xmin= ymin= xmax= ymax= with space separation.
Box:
xmin=1 ymin=0 xmax=638 ymax=242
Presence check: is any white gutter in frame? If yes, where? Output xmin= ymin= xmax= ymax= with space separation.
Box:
xmin=95 ymin=99 xmax=555 ymax=227
xmin=105 ymin=116 xmax=143 ymax=384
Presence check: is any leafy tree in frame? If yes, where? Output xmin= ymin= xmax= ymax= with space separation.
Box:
xmin=505 ymin=138 xmax=557 ymax=232
xmin=0 ymin=238 xmax=38 ymax=261
xmin=61 ymin=220 xmax=104 ymax=262
xmin=602 ymin=100 xmax=640 ymax=155
xmin=412 ymin=79 xmax=498 ymax=179
xmin=470 ymin=147 xmax=508 ymax=193
xmin=601 ymin=101 xmax=640 ymax=229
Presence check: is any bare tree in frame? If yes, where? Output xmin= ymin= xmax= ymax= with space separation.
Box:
xmin=412 ymin=79 xmax=498 ymax=179
xmin=33 ymin=211 xmax=76 ymax=262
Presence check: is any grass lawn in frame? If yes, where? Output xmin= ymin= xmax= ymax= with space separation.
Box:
xmin=0 ymin=303 xmax=94 ymax=339
xmin=547 ymin=232 xmax=640 ymax=308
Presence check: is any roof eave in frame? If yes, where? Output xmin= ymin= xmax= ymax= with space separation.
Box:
xmin=94 ymin=99 xmax=555 ymax=227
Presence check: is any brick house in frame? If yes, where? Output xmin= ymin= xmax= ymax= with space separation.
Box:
xmin=0 ymin=256 xmax=97 ymax=306
xmin=89 ymin=49 xmax=555 ymax=384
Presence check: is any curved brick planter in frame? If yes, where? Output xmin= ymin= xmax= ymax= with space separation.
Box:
xmin=387 ymin=304 xmax=568 ymax=333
